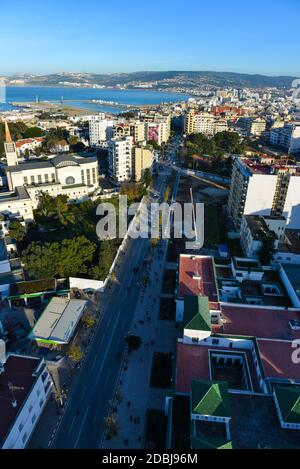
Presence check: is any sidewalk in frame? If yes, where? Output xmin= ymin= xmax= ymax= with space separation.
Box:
xmin=102 ymin=242 xmax=178 ymax=449
xmin=27 ymin=295 xmax=101 ymax=448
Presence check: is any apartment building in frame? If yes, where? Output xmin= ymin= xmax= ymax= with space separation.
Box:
xmin=270 ymin=123 xmax=300 ymax=154
xmin=108 ymin=136 xmax=133 ymax=182
xmin=113 ymin=122 xmax=146 ymax=143
xmin=228 ymin=157 xmax=300 ymax=230
xmin=133 ymin=146 xmax=153 ymax=182
xmin=184 ymin=110 xmax=228 ymax=136
xmin=89 ymin=114 xmax=114 ymax=146
xmin=237 ymin=117 xmax=266 ymax=136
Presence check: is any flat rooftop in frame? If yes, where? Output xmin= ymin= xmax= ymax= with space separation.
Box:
xmin=230 ymin=393 xmax=300 ymax=448
xmin=31 ymin=297 xmax=87 ymax=344
xmin=0 ymin=354 xmax=41 ymax=446
xmin=258 ymin=339 xmax=300 ymax=383
xmin=219 ymin=303 xmax=300 ymax=341
xmin=178 ymin=255 xmax=219 ymax=302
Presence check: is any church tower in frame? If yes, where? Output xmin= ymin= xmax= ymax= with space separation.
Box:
xmin=4 ymin=122 xmax=18 ymax=167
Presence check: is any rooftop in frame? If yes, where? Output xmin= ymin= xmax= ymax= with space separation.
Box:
xmin=219 ymin=303 xmax=300 ymax=340
xmin=191 ymin=379 xmax=230 ymax=418
xmin=178 ymin=255 xmax=218 ymax=302
xmin=183 ymin=296 xmax=211 ymax=331
xmin=274 ymin=385 xmax=300 ymax=424
xmin=0 ymin=354 xmax=42 ymax=446
xmin=31 ymin=297 xmax=87 ymax=344
xmin=244 ymin=215 xmax=273 ymax=240
xmin=258 ymin=339 xmax=300 ymax=382
xmin=281 ymin=264 xmax=300 ymax=302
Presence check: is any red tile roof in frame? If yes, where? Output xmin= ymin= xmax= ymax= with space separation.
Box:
xmin=258 ymin=339 xmax=300 ymax=382
xmin=178 ymin=255 xmax=219 ymax=302
xmin=0 ymin=355 xmax=41 ymax=445
xmin=220 ymin=304 xmax=300 ymax=341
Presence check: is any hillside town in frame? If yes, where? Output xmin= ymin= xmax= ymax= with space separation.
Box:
xmin=0 ymin=79 xmax=300 ymax=452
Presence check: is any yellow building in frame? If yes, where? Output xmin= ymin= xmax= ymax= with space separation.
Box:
xmin=133 ymin=147 xmax=153 ymax=182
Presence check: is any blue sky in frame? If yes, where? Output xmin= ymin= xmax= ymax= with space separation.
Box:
xmin=1 ymin=0 xmax=299 ymax=76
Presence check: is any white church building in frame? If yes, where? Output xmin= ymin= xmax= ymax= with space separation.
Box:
xmin=1 ymin=123 xmax=99 ymax=218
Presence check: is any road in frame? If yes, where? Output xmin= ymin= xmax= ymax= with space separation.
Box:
xmin=51 ymin=170 xmax=170 ymax=448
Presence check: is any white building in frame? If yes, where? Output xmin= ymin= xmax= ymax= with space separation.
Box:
xmin=0 ymin=350 xmax=52 ymax=449
xmin=108 ymin=136 xmax=133 ymax=182
xmin=228 ymin=157 xmax=300 ymax=230
xmin=270 ymin=123 xmax=300 ymax=154
xmin=89 ymin=114 xmax=114 ymax=146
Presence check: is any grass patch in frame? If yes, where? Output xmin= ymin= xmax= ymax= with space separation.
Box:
xmin=162 ymin=270 xmax=176 ymax=295
xmin=150 ymin=352 xmax=172 ymax=388
xmin=145 ymin=409 xmax=167 ymax=449
xmin=159 ymin=297 xmax=176 ymax=321
xmin=204 ymin=205 xmax=226 ymax=248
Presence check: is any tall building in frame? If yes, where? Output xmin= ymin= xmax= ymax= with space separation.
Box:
xmin=89 ymin=114 xmax=114 ymax=146
xmin=228 ymin=157 xmax=300 ymax=230
xmin=4 ymin=122 xmax=18 ymax=166
xmin=270 ymin=123 xmax=300 ymax=154
xmin=112 ymin=122 xmax=146 ymax=143
xmin=184 ymin=109 xmax=196 ymax=134
xmin=133 ymin=146 xmax=153 ymax=182
xmin=184 ymin=111 xmax=229 ymax=136
xmin=237 ymin=117 xmax=266 ymax=136
xmin=108 ymin=136 xmax=133 ymax=182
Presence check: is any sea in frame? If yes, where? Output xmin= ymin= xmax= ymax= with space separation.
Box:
xmin=0 ymin=86 xmax=189 ymax=114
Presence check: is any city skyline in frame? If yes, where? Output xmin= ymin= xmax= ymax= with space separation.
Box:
xmin=1 ymin=0 xmax=300 ymax=76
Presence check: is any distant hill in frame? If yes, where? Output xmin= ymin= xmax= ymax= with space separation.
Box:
xmin=4 ymin=71 xmax=298 ymax=89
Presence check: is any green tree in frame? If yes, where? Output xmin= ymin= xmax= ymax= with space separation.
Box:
xmin=22 ymin=127 xmax=44 ymax=139
xmin=67 ymin=344 xmax=84 ymax=363
xmin=9 ymin=220 xmax=26 ymax=242
xmin=259 ymin=234 xmax=276 ymax=265
xmin=82 ymin=312 xmax=97 ymax=328
xmin=57 ymin=236 xmax=96 ymax=277
xmin=126 ymin=335 xmax=141 ymax=352
xmin=143 ymin=168 xmax=152 ymax=187
xmin=22 ymin=242 xmax=60 ymax=279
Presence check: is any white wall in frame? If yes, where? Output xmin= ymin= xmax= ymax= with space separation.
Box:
xmin=1 ymin=358 xmax=52 ymax=449
xmin=69 ymin=277 xmax=105 ymax=292
xmin=283 ymin=176 xmax=300 ymax=229
xmin=244 ymin=175 xmax=278 ymax=216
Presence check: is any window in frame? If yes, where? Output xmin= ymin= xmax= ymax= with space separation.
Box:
xmin=18 ymin=423 xmax=24 ymax=432
xmin=24 ymin=176 xmax=28 ymax=185
xmin=39 ymin=399 xmax=44 ymax=408
xmin=51 ymin=173 xmax=55 ymax=182
xmin=31 ymin=414 xmax=36 ymax=424
xmin=212 ymin=339 xmax=219 ymax=345
xmin=22 ymin=433 xmax=28 ymax=444
xmin=65 ymin=176 xmax=75 ymax=185
xmin=45 ymin=174 xmax=49 ymax=182
xmin=38 ymin=175 xmax=42 ymax=183
xmin=30 ymin=175 xmax=35 ymax=183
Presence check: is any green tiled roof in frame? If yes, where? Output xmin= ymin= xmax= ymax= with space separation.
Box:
xmin=274 ymin=386 xmax=300 ymax=424
xmin=191 ymin=436 xmax=232 ymax=449
xmin=183 ymin=296 xmax=211 ymax=331
xmin=191 ymin=380 xmax=231 ymax=418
